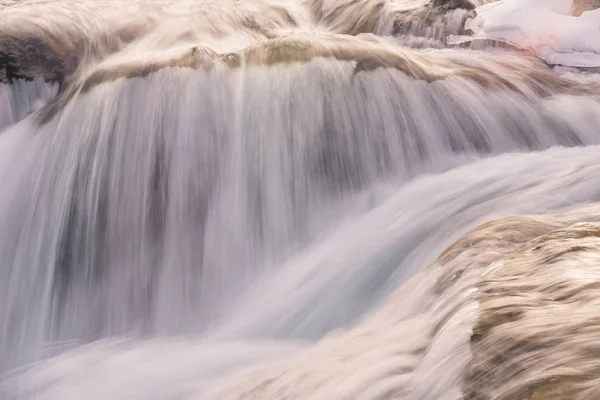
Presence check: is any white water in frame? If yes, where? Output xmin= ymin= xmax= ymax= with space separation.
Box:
xmin=0 ymin=79 xmax=58 ymax=131
xmin=4 ymin=145 xmax=600 ymax=399
xmin=1 ymin=0 xmax=600 ymax=399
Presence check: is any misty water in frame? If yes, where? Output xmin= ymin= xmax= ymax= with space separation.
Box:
xmin=1 ymin=0 xmax=600 ymax=399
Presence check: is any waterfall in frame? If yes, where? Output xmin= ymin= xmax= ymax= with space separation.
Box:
xmin=0 ymin=79 xmax=58 ymax=131
xmin=1 ymin=0 xmax=600 ymax=399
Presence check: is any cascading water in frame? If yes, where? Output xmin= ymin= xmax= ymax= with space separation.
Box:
xmin=0 ymin=79 xmax=57 ymax=130
xmin=1 ymin=0 xmax=600 ymax=399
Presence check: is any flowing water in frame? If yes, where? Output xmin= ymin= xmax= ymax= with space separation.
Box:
xmin=0 ymin=79 xmax=58 ymax=130
xmin=1 ymin=0 xmax=600 ymax=399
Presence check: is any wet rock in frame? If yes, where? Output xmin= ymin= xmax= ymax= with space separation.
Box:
xmin=572 ymin=0 xmax=600 ymax=16
xmin=0 ymin=35 xmax=68 ymax=84
xmin=463 ymin=222 xmax=600 ymax=400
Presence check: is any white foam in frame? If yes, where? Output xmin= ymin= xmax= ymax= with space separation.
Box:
xmin=451 ymin=0 xmax=600 ymax=68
